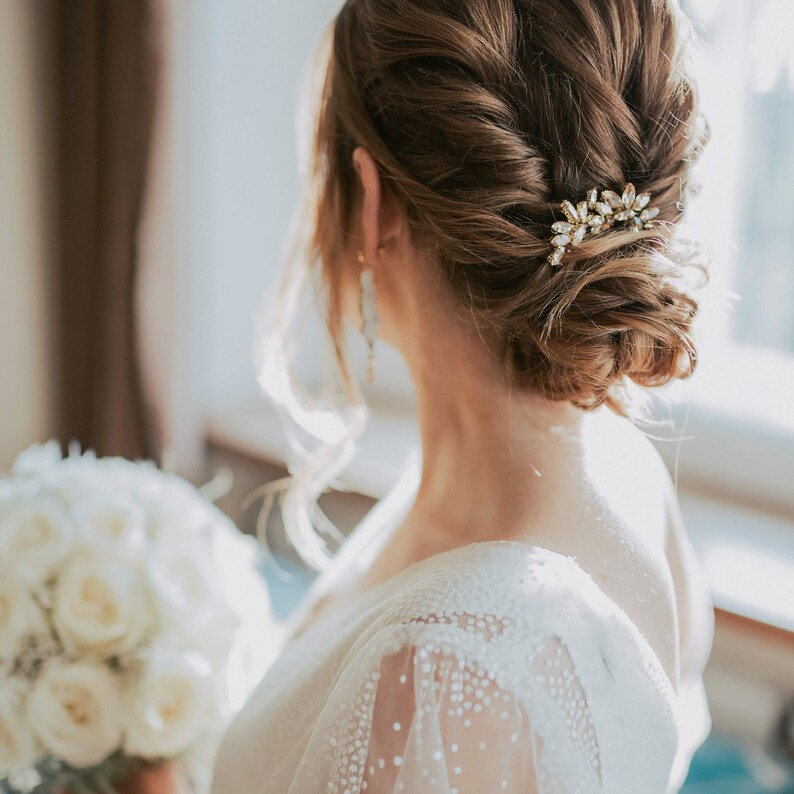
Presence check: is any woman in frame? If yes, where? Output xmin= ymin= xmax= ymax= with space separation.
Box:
xmin=188 ymin=1 xmax=714 ymax=791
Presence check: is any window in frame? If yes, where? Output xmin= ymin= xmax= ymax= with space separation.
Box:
xmin=677 ymin=0 xmax=794 ymax=354
xmin=693 ymin=0 xmax=794 ymax=354
xmin=644 ymin=1 xmax=794 ymax=514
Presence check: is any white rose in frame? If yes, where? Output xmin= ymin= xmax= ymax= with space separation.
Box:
xmin=49 ymin=468 xmax=100 ymax=511
xmin=0 ymin=678 xmax=42 ymax=776
xmin=11 ymin=440 xmax=63 ymax=478
xmin=123 ymin=650 xmax=212 ymax=758
xmin=53 ymin=558 xmax=152 ymax=658
xmin=206 ymin=527 xmax=276 ymax=707
xmin=27 ymin=662 xmax=122 ymax=768
xmin=148 ymin=542 xmax=219 ymax=629
xmin=146 ymin=500 xmax=206 ymax=543
xmin=0 ymin=569 xmax=50 ymax=661
xmin=73 ymin=494 xmax=147 ymax=556
xmin=208 ymin=524 xmax=269 ymax=625
xmin=0 ymin=495 xmax=74 ymax=582
xmin=46 ymin=455 xmax=129 ymax=511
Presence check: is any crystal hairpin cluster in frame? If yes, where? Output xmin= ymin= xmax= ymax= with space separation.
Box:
xmin=547 ymin=183 xmax=660 ymax=267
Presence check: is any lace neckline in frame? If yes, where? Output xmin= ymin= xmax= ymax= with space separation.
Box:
xmin=286 ymin=537 xmax=677 ymax=701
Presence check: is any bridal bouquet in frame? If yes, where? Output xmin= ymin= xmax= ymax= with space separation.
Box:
xmin=0 ymin=443 xmax=275 ymax=794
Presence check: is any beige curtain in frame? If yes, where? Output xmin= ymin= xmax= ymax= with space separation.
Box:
xmin=54 ymin=0 xmax=160 ymax=459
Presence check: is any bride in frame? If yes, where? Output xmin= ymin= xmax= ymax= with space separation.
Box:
xmin=141 ymin=0 xmax=715 ymax=791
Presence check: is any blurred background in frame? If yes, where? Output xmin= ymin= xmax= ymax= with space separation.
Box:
xmin=1 ymin=0 xmax=793 ymax=790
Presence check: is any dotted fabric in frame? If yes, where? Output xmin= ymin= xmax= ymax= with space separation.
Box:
xmin=212 ymin=542 xmax=711 ymax=793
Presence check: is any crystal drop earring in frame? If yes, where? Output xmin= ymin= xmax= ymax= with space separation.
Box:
xmin=357 ymin=249 xmax=379 ymax=384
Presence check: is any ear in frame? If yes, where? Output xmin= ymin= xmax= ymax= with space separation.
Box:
xmin=352 ymin=147 xmax=401 ymax=265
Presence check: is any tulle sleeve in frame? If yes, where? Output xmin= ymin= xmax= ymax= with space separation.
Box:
xmin=310 ymin=617 xmax=604 ymax=794
xmin=212 ymin=545 xmax=684 ymax=794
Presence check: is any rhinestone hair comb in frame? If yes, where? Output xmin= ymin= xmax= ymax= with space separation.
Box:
xmin=547 ymin=183 xmax=660 ymax=267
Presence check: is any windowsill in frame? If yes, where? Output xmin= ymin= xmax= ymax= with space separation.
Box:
xmin=676 ymin=490 xmax=794 ymax=635
xmin=207 ymin=398 xmax=794 ymax=637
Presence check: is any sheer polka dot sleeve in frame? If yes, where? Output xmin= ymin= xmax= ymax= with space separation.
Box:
xmin=318 ymin=617 xmax=604 ymax=794
xmin=212 ymin=544 xmax=688 ymax=794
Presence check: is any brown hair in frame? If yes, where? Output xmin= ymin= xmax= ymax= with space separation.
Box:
xmin=309 ymin=0 xmax=709 ymax=414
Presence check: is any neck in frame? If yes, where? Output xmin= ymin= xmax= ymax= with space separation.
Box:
xmin=396 ymin=301 xmax=589 ymax=547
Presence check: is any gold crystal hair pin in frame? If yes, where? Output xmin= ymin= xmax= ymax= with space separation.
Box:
xmin=547 ymin=183 xmax=660 ymax=267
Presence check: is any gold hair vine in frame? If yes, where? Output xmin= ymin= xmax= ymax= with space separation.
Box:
xmin=547 ymin=183 xmax=660 ymax=267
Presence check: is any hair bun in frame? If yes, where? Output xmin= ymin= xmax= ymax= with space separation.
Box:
xmin=513 ymin=236 xmax=707 ymax=412
xmin=313 ymin=0 xmax=710 ymax=416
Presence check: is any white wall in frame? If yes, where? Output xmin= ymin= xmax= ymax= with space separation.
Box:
xmin=0 ymin=0 xmax=55 ymax=469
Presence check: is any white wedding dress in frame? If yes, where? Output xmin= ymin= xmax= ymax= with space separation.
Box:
xmin=212 ymin=463 xmax=714 ymax=794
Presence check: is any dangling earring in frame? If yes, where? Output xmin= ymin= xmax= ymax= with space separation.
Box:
xmin=357 ymin=249 xmax=379 ymax=384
